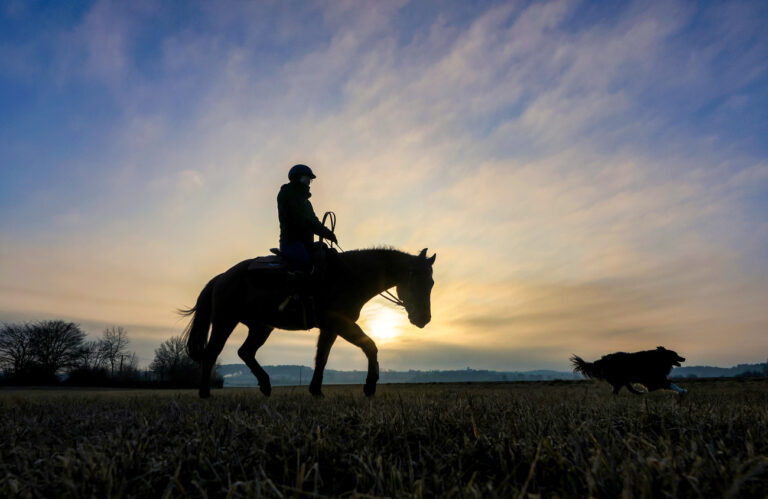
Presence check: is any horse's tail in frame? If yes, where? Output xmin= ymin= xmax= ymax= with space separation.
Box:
xmin=179 ymin=274 xmax=221 ymax=362
xmin=570 ymin=355 xmax=598 ymax=379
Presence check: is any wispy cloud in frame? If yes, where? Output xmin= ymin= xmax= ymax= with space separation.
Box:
xmin=1 ymin=0 xmax=766 ymax=370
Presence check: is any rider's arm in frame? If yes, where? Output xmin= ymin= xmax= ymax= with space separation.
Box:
xmin=279 ymin=191 xmax=334 ymax=239
xmin=303 ymin=202 xmax=335 ymax=240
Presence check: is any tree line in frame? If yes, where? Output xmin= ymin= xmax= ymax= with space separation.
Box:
xmin=0 ymin=320 xmax=222 ymax=388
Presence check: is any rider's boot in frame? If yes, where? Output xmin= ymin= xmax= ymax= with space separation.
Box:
xmin=280 ymin=269 xmax=306 ymax=308
xmin=279 ymin=267 xmax=318 ymax=327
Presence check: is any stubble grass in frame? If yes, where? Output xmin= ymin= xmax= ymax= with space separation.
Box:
xmin=1 ymin=379 xmax=767 ymax=497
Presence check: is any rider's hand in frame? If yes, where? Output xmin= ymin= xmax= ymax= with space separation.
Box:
xmin=321 ymin=228 xmax=337 ymax=244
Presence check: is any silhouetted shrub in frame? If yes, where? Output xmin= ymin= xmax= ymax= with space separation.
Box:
xmin=151 ymin=335 xmax=223 ymax=389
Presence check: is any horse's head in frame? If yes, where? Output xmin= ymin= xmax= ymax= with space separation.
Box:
xmin=396 ymin=248 xmax=436 ymax=328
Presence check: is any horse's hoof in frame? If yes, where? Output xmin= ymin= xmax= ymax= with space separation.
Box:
xmin=363 ymin=384 xmax=376 ymax=397
xmin=199 ymin=390 xmax=211 ymax=399
xmin=260 ymin=384 xmax=272 ymax=397
xmin=309 ymin=385 xmax=324 ymax=398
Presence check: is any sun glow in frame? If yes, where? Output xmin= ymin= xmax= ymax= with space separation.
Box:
xmin=360 ymin=302 xmax=407 ymax=343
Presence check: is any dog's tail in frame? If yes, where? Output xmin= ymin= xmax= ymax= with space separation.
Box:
xmin=570 ymin=355 xmax=599 ymax=379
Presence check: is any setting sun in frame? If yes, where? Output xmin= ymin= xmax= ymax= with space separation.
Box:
xmin=359 ymin=302 xmax=407 ymax=343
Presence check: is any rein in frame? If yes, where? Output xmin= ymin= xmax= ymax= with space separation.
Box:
xmin=380 ymin=289 xmax=407 ymax=308
xmin=320 ymin=211 xmax=407 ymax=309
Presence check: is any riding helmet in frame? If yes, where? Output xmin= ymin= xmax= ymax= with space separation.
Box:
xmin=288 ymin=164 xmax=316 ymax=181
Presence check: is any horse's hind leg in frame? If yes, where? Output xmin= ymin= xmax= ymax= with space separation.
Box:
xmin=238 ymin=325 xmax=274 ymax=397
xmin=199 ymin=318 xmax=238 ymax=399
xmin=309 ymin=328 xmax=337 ymax=397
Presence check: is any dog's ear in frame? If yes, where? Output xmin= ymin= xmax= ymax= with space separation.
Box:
xmin=657 ymin=346 xmax=665 ymax=350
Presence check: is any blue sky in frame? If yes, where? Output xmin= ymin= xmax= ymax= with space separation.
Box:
xmin=1 ymin=0 xmax=767 ymax=370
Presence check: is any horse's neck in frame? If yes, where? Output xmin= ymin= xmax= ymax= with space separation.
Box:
xmin=341 ymin=249 xmax=410 ymax=300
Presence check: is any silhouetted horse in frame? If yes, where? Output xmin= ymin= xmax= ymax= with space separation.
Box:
xmin=181 ymin=248 xmax=436 ymax=398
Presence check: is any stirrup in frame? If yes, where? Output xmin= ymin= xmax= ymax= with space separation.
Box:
xmin=278 ymin=294 xmax=298 ymax=313
xmin=277 ymin=295 xmax=314 ymax=329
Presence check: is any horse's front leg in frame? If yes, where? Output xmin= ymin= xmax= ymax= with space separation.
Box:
xmin=331 ymin=316 xmax=379 ymax=397
xmin=310 ymin=328 xmax=337 ymax=397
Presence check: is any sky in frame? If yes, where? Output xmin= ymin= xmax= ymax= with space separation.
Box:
xmin=1 ymin=0 xmax=767 ymax=372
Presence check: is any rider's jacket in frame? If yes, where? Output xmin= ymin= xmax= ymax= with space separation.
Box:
xmin=277 ymin=181 xmax=334 ymax=249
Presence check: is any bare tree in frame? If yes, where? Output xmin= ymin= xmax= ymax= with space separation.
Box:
xmin=150 ymin=336 xmax=189 ymax=381
xmin=28 ymin=320 xmax=86 ymax=377
xmin=116 ymin=352 xmax=139 ymax=378
xmin=0 ymin=323 xmax=34 ymax=375
xmin=77 ymin=340 xmax=109 ymax=371
xmin=102 ymin=326 xmax=130 ymax=375
xmin=149 ymin=335 xmax=222 ymax=387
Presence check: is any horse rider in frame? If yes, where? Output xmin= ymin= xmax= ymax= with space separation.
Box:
xmin=277 ymin=164 xmax=337 ymax=282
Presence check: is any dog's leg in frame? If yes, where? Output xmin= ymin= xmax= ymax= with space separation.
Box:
xmin=669 ymin=383 xmax=687 ymax=394
xmin=612 ymin=384 xmax=622 ymax=395
xmin=626 ymin=384 xmax=646 ymax=395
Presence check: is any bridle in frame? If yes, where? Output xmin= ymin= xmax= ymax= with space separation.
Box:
xmin=320 ymin=211 xmax=407 ymax=309
xmin=380 ymin=288 xmax=407 ymax=308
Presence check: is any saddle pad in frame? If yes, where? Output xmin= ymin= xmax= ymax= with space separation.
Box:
xmin=247 ymin=255 xmax=287 ymax=271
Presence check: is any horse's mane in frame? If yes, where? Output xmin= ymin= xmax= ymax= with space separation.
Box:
xmin=343 ymin=245 xmax=408 ymax=255
xmin=338 ymin=246 xmax=414 ymax=264
xmin=368 ymin=244 xmax=399 ymax=251
xmin=336 ymin=246 xmax=414 ymax=273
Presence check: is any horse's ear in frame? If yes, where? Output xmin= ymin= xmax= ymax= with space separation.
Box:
xmin=427 ymin=253 xmax=436 ymax=265
xmin=418 ymin=248 xmax=428 ymax=259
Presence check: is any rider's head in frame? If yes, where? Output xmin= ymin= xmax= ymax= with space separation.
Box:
xmin=288 ymin=164 xmax=316 ymax=186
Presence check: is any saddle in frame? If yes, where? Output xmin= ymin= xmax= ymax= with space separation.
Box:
xmin=247 ymin=246 xmax=330 ymax=329
xmin=248 ymin=244 xmax=335 ymax=273
xmin=246 ymin=249 xmax=289 ymax=271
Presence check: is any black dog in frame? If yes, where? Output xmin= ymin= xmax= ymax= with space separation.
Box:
xmin=571 ymin=346 xmax=687 ymax=395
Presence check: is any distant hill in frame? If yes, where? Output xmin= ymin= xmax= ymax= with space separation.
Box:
xmin=218 ymin=362 xmax=767 ymax=387
xmin=219 ymin=364 xmax=583 ymax=387
xmin=669 ymin=363 xmax=767 ymax=379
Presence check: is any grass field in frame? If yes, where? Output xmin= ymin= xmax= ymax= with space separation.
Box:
xmin=1 ymin=379 xmax=767 ymax=498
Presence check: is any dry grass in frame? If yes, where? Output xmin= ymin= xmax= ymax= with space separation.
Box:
xmin=1 ymin=379 xmax=767 ymax=497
